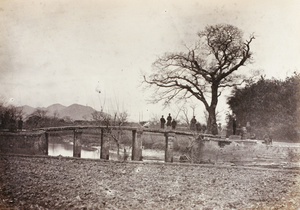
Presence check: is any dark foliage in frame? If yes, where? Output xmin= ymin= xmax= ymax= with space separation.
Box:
xmin=227 ymin=73 xmax=300 ymax=141
xmin=24 ymin=115 xmax=69 ymax=129
xmin=0 ymin=105 xmax=22 ymax=132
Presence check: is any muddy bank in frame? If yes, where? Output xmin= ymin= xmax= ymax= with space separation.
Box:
xmin=0 ymin=155 xmax=299 ymax=209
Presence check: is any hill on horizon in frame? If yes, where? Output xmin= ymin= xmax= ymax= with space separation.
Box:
xmin=18 ymin=103 xmax=99 ymax=121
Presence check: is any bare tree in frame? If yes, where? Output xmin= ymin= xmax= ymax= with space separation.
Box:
xmin=110 ymin=111 xmax=128 ymax=157
xmin=144 ymin=24 xmax=254 ymax=134
xmin=91 ymin=106 xmax=129 ymax=159
xmin=176 ymin=103 xmax=197 ymax=127
xmin=31 ymin=109 xmax=48 ymax=118
xmin=91 ymin=110 xmax=110 ymax=125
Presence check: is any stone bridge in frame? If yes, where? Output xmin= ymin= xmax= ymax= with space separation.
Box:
xmin=0 ymin=125 xmax=227 ymax=162
xmin=1 ymin=126 xmax=299 ymax=168
xmin=41 ymin=125 xmax=225 ymax=162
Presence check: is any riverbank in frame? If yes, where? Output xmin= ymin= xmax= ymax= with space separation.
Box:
xmin=1 ymin=154 xmax=299 ymax=209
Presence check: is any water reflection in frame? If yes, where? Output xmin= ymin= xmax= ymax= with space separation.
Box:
xmin=48 ymin=142 xmax=165 ymax=161
xmin=48 ymin=143 xmax=100 ymax=159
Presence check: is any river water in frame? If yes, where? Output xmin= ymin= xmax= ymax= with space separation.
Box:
xmin=48 ymin=143 xmax=101 ymax=159
xmin=48 ymin=142 xmax=165 ymax=161
xmin=48 ymin=141 xmax=300 ymax=164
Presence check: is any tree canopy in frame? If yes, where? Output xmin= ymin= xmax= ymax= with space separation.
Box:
xmin=227 ymin=73 xmax=300 ymax=141
xmin=144 ymin=24 xmax=254 ymax=134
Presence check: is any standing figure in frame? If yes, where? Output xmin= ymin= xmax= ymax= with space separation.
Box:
xmin=196 ymin=122 xmax=201 ymax=132
xmin=218 ymin=123 xmax=222 ymax=133
xmin=171 ymin=119 xmax=177 ymax=130
xmin=3 ymin=111 xmax=10 ymax=129
xmin=202 ymin=124 xmax=207 ymax=133
xmin=246 ymin=121 xmax=251 ymax=133
xmin=232 ymin=116 xmax=237 ymax=135
xmin=263 ymin=132 xmax=273 ymax=145
xmin=166 ymin=113 xmax=172 ymax=127
xmin=236 ymin=123 xmax=242 ymax=136
xmin=0 ymin=113 xmax=3 ymax=129
xmin=18 ymin=117 xmax=23 ymax=131
xmin=9 ymin=113 xmax=16 ymax=132
xmin=160 ymin=115 xmax=166 ymax=129
xmin=190 ymin=116 xmax=197 ymax=130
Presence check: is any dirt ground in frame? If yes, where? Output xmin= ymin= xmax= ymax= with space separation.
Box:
xmin=0 ymin=155 xmax=300 ymax=209
xmin=0 ymin=155 xmax=299 ymax=210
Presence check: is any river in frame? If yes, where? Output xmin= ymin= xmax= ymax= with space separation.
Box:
xmin=48 ymin=142 xmax=166 ymax=161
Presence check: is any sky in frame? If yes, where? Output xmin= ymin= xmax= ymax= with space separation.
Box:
xmin=0 ymin=0 xmax=300 ymax=123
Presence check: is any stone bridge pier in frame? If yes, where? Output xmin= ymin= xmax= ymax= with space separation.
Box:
xmin=51 ymin=127 xmax=179 ymax=162
xmin=165 ymin=131 xmax=175 ymax=162
xmin=132 ymin=129 xmax=143 ymax=161
xmin=73 ymin=130 xmax=82 ymax=158
xmin=100 ymin=128 xmax=110 ymax=160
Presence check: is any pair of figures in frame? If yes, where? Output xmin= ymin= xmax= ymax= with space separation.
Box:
xmin=160 ymin=114 xmax=176 ymax=129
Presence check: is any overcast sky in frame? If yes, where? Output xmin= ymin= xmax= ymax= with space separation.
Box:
xmin=1 ymin=0 xmax=299 ymax=123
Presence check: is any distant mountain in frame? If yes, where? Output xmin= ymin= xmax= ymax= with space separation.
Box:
xmin=46 ymin=104 xmax=67 ymax=117
xmin=60 ymin=104 xmax=96 ymax=121
xmin=17 ymin=103 xmax=98 ymax=121
xmin=17 ymin=105 xmax=35 ymax=118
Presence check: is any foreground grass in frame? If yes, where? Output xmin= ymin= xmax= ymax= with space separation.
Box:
xmin=0 ymin=155 xmax=300 ymax=209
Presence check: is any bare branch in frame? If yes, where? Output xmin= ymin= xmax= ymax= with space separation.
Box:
xmin=143 ymin=24 xmax=255 ymax=134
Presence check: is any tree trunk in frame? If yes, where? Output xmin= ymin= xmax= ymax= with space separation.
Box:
xmin=206 ymin=83 xmax=218 ymax=135
xmin=117 ymin=130 xmax=120 ymax=157
xmin=206 ymin=107 xmax=218 ymax=135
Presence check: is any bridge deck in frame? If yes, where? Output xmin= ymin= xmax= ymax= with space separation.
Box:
xmin=37 ymin=125 xmax=244 ymax=142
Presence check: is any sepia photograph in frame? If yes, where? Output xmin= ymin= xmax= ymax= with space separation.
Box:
xmin=0 ymin=0 xmax=299 ymax=209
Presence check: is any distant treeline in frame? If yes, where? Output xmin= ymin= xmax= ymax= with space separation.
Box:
xmin=0 ymin=105 xmax=135 ymax=130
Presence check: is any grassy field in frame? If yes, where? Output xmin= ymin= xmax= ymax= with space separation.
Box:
xmin=0 ymin=155 xmax=299 ymax=209
xmin=192 ymin=141 xmax=300 ymax=166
